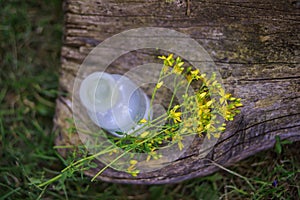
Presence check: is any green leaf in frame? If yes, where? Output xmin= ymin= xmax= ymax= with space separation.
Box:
xmin=274 ymin=135 xmax=282 ymax=155
xmin=281 ymin=140 xmax=293 ymax=145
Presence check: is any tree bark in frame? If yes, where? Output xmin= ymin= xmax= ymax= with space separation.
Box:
xmin=55 ymin=0 xmax=300 ymax=184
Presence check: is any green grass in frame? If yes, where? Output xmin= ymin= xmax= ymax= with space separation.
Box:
xmin=0 ymin=0 xmax=299 ymax=199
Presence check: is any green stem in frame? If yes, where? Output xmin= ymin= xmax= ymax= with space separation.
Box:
xmin=91 ymin=122 xmax=178 ymax=180
xmin=38 ymin=174 xmax=62 ymax=188
xmin=167 ymin=75 xmax=178 ymax=113
xmin=38 ymin=145 xmax=117 ymax=187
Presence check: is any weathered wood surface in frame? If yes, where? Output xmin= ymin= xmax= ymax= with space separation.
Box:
xmin=55 ymin=0 xmax=300 ymax=184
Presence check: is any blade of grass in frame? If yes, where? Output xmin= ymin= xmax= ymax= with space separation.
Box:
xmin=0 ymin=185 xmax=21 ymax=200
xmin=205 ymin=158 xmax=256 ymax=191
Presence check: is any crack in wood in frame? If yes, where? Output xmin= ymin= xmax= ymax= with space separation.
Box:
xmin=239 ymin=76 xmax=300 ymax=82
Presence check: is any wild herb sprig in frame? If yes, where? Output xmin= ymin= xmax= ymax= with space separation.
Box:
xmin=108 ymin=54 xmax=243 ymax=176
xmin=39 ymin=54 xmax=243 ymax=186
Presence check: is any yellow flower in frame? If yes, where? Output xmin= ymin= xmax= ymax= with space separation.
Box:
xmin=130 ymin=170 xmax=139 ymax=177
xmin=169 ymin=105 xmax=182 ymax=123
xmin=198 ymin=92 xmax=207 ymax=99
xmin=108 ymin=148 xmax=119 ymax=155
xmin=191 ymin=69 xmax=199 ymax=75
xmin=172 ymin=134 xmax=184 ymax=151
xmin=146 ymin=150 xmax=160 ymax=161
xmin=219 ymin=88 xmax=232 ymax=104
xmin=197 ymin=125 xmax=204 ymax=133
xmin=205 ymin=100 xmax=214 ymax=107
xmin=127 ymin=160 xmax=139 ymax=176
xmin=139 ymin=119 xmax=147 ymax=124
xmin=166 ymin=54 xmax=174 ymax=66
xmin=129 ymin=160 xmax=138 ymax=165
xmin=173 ymin=64 xmax=184 ymax=75
xmin=158 ymin=54 xmax=174 ymax=66
xmin=156 ymin=81 xmax=163 ymax=89
xmin=140 ymin=131 xmax=149 ymax=138
xmin=158 ymin=55 xmax=167 ymax=60
xmin=207 ymin=133 xmax=211 ymax=140
xmin=213 ymin=133 xmax=221 ymax=138
xmin=178 ymin=140 xmax=184 ymax=151
xmin=186 ymin=74 xmax=192 ymax=83
xmin=217 ymin=126 xmax=226 ymax=131
xmin=171 ymin=57 xmax=184 ymax=75
xmin=235 ymin=102 xmax=243 ymax=107
xmin=173 ymin=105 xmax=180 ymax=110
xmin=191 ymin=69 xmax=201 ymax=80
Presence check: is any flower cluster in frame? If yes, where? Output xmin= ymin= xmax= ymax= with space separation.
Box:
xmin=108 ymin=54 xmax=243 ymax=176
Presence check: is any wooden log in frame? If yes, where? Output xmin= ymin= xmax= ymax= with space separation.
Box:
xmin=55 ymin=0 xmax=300 ymax=184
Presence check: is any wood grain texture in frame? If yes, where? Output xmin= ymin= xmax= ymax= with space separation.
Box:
xmin=55 ymin=0 xmax=300 ymax=184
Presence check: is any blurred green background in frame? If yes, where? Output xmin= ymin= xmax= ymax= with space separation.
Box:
xmin=0 ymin=0 xmax=299 ymax=199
